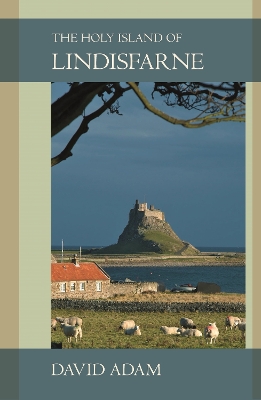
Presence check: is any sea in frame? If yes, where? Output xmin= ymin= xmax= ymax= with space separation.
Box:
xmin=51 ymin=246 xmax=246 ymax=294
xmin=102 ymin=266 xmax=245 ymax=294
xmin=51 ymin=245 xmax=246 ymax=253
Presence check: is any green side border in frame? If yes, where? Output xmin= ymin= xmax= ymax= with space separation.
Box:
xmin=19 ymin=83 xmax=51 ymax=348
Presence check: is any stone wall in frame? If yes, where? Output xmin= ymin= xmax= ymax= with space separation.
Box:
xmin=51 ymin=299 xmax=246 ymax=313
xmin=144 ymin=209 xmax=164 ymax=221
xmin=129 ymin=209 xmax=164 ymax=223
xmin=109 ymin=281 xmax=163 ymax=296
xmin=134 ymin=201 xmax=164 ymax=221
xmin=51 ymin=281 xmax=162 ymax=299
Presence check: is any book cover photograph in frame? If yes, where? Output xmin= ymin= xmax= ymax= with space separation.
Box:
xmin=51 ymin=81 xmax=245 ymax=351
xmin=1 ymin=1 xmax=261 ymax=399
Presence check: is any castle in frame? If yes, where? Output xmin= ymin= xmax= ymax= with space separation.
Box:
xmin=95 ymin=198 xmax=200 ymax=255
xmin=129 ymin=199 xmax=165 ymax=222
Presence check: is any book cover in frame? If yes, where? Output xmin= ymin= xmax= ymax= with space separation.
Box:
xmin=1 ymin=1 xmax=260 ymax=399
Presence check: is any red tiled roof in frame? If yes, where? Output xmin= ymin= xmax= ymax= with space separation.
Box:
xmin=51 ymin=262 xmax=110 ymax=282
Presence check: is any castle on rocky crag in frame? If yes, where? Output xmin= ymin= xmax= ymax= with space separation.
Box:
xmin=94 ymin=198 xmax=200 ymax=255
xmin=130 ymin=199 xmax=165 ymax=222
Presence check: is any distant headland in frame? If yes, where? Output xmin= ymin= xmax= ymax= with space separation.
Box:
xmin=93 ymin=199 xmax=200 ymax=256
xmin=52 ymin=200 xmax=245 ymax=266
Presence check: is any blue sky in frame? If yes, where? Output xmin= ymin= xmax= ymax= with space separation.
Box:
xmin=51 ymin=83 xmax=245 ymax=248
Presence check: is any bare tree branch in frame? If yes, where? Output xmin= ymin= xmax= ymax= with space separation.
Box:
xmin=127 ymin=82 xmax=245 ymax=127
xmin=51 ymin=82 xmax=245 ymax=167
xmin=52 ymin=82 xmax=109 ymax=137
xmin=51 ymin=83 xmax=131 ymax=167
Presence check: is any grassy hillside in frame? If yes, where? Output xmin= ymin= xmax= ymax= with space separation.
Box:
xmin=95 ymin=230 xmax=197 ymax=255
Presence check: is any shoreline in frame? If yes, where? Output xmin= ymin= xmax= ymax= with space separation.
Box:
xmin=53 ymin=252 xmax=245 ymax=267
xmin=85 ymin=254 xmax=245 ymax=268
xmin=101 ymin=260 xmax=245 ymax=267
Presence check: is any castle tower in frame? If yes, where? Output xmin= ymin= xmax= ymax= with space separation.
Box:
xmin=134 ymin=199 xmax=139 ymax=214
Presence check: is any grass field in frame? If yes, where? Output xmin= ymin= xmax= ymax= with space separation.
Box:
xmin=107 ymin=291 xmax=245 ymax=303
xmin=51 ymin=309 xmax=246 ymax=349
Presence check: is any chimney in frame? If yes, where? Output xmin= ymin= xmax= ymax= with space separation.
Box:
xmin=71 ymin=253 xmax=80 ymax=266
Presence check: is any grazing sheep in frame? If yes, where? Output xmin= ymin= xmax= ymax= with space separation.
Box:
xmin=56 ymin=317 xmax=65 ymax=323
xmin=178 ymin=328 xmax=202 ymax=337
xmin=56 ymin=316 xmax=83 ymax=327
xmin=160 ymin=326 xmax=181 ymax=335
xmin=237 ymin=322 xmax=246 ymax=338
xmin=60 ymin=323 xmax=82 ymax=343
xmin=204 ymin=322 xmax=219 ymax=344
xmin=51 ymin=319 xmax=57 ymax=331
xmin=225 ymin=316 xmax=241 ymax=330
xmin=119 ymin=320 xmax=136 ymax=331
xmin=124 ymin=325 xmax=141 ymax=336
xmin=180 ymin=317 xmax=196 ymax=329
xmin=63 ymin=316 xmax=83 ymax=328
xmin=233 ymin=318 xmax=246 ymax=328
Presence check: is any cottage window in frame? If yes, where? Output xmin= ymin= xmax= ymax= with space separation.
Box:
xmin=96 ymin=281 xmax=102 ymax=292
xmin=79 ymin=282 xmax=85 ymax=291
xmin=70 ymin=282 xmax=76 ymax=291
xmin=60 ymin=283 xmax=66 ymax=292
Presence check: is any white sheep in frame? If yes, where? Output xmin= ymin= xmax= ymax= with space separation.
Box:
xmin=60 ymin=323 xmax=82 ymax=343
xmin=204 ymin=322 xmax=219 ymax=344
xmin=56 ymin=316 xmax=83 ymax=327
xmin=55 ymin=317 xmax=64 ymax=323
xmin=233 ymin=318 xmax=246 ymax=328
xmin=119 ymin=319 xmax=136 ymax=331
xmin=178 ymin=328 xmax=202 ymax=337
xmin=124 ymin=325 xmax=141 ymax=336
xmin=180 ymin=317 xmax=196 ymax=329
xmin=225 ymin=316 xmax=241 ymax=330
xmin=63 ymin=316 xmax=83 ymax=328
xmin=51 ymin=319 xmax=57 ymax=331
xmin=160 ymin=326 xmax=181 ymax=335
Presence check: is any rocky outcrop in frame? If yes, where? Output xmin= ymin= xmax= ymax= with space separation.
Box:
xmin=119 ymin=215 xmax=179 ymax=245
xmin=98 ymin=200 xmax=200 ymax=255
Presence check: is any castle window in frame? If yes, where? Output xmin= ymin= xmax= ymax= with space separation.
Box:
xmin=60 ymin=283 xmax=66 ymax=292
xmin=79 ymin=282 xmax=85 ymax=291
xmin=96 ymin=281 xmax=102 ymax=292
xmin=70 ymin=282 xmax=76 ymax=291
